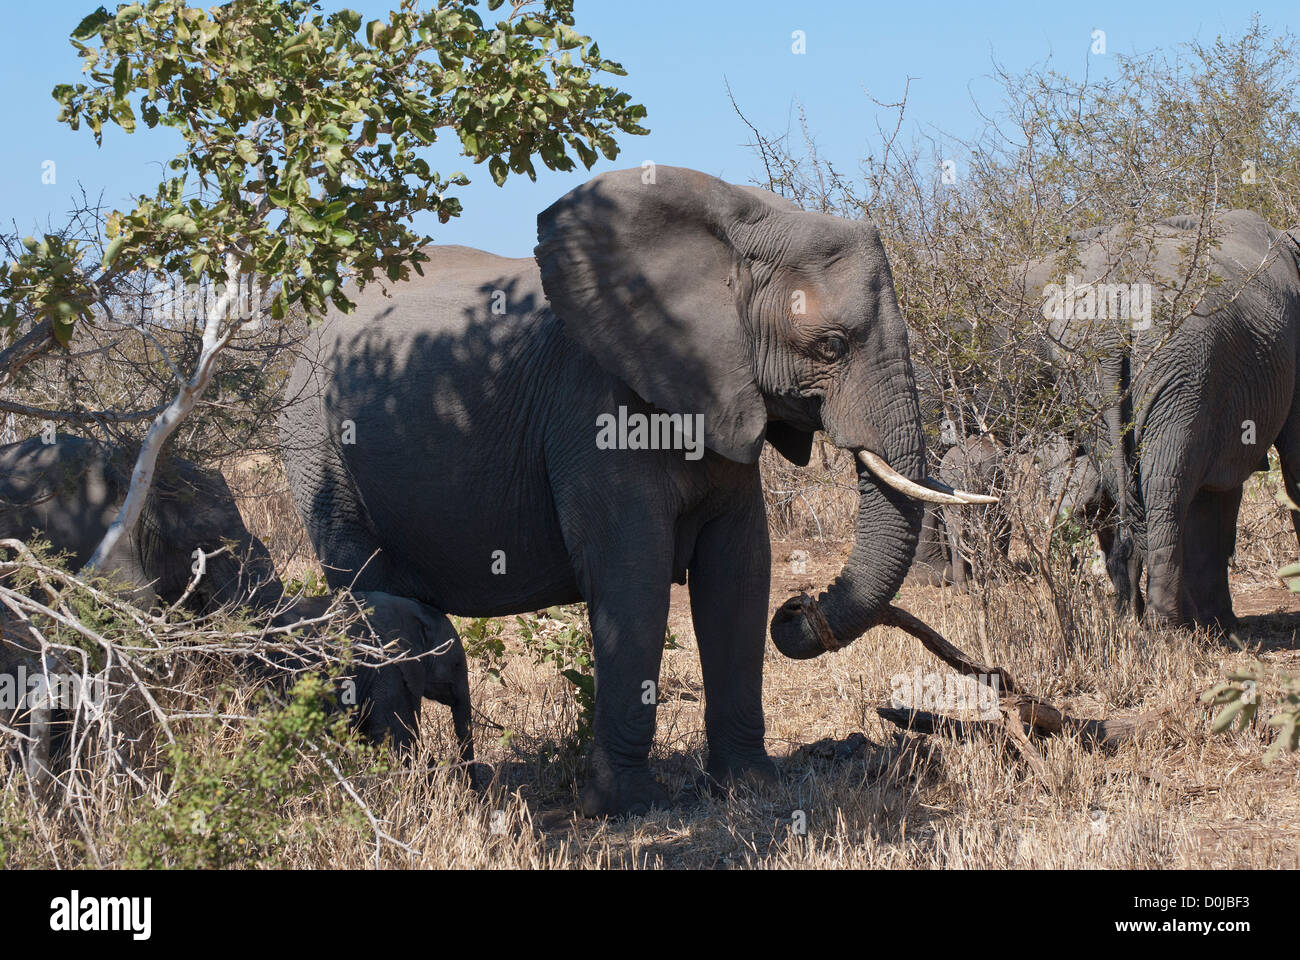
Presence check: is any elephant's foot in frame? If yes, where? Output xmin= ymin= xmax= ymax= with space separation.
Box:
xmin=580 ymin=764 xmax=670 ymax=819
xmin=705 ymin=751 xmax=778 ymax=797
xmin=425 ymin=757 xmax=492 ymax=792
xmin=1201 ymin=611 xmax=1241 ymax=642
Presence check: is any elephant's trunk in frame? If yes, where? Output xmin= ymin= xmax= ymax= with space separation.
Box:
xmin=771 ymin=392 xmax=926 ymax=659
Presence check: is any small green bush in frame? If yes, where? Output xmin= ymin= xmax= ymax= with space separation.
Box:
xmin=125 ymin=674 xmax=379 ymax=868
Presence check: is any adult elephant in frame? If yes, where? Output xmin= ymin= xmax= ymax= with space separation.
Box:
xmin=0 ymin=434 xmax=281 ymax=611
xmin=1020 ymin=210 xmax=1300 ymax=628
xmin=280 ymin=165 xmax=985 ymax=817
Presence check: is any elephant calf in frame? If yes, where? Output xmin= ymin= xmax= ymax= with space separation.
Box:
xmin=267 ymin=591 xmax=473 ymax=762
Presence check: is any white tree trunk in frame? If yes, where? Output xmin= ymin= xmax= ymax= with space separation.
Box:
xmin=84 ymin=255 xmax=243 ymax=574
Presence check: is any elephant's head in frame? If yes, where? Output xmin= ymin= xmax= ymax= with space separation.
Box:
xmin=536 ymin=166 xmax=983 ymax=659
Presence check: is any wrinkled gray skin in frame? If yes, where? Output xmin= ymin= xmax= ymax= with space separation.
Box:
xmin=0 ymin=434 xmax=281 ymax=611
xmin=1021 ymin=210 xmax=1300 ymax=628
xmin=908 ymin=435 xmax=1008 ymax=589
xmin=269 ymin=592 xmax=472 ymax=762
xmin=0 ymin=435 xmax=471 ymax=780
xmin=281 ymin=166 xmax=929 ymax=817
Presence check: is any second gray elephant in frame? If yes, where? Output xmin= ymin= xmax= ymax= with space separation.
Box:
xmin=909 ymin=435 xmax=1010 ymax=588
xmin=1019 ymin=210 xmax=1300 ymax=628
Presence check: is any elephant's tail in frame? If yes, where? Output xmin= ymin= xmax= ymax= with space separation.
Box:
xmin=1102 ymin=350 xmax=1145 ymax=601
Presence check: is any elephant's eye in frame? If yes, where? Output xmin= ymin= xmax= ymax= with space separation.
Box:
xmin=816 ymin=334 xmax=848 ymax=362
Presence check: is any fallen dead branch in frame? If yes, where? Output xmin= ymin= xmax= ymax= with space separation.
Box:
xmin=875 ymin=604 xmax=1167 ymax=777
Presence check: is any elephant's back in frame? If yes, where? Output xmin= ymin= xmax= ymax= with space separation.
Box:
xmin=278 ymin=243 xmax=586 ymax=610
xmin=309 ymin=245 xmax=546 ymax=357
xmin=282 ymin=244 xmax=558 ymax=448
xmin=0 ymin=435 xmax=120 ymax=565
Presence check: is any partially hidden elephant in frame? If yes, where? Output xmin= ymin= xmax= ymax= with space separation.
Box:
xmin=0 ymin=433 xmax=281 ymax=611
xmin=280 ymin=165 xmax=986 ymax=817
xmin=0 ymin=432 xmax=279 ymax=787
xmin=1019 ymin=210 xmax=1300 ymax=628
xmin=0 ymin=434 xmax=472 ymax=783
xmin=268 ymin=591 xmax=472 ymax=762
xmin=907 ymin=434 xmax=1009 ymax=588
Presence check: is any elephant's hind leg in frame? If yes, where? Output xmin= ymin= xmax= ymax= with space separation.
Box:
xmin=1274 ymin=435 xmax=1300 ymax=553
xmin=1181 ymin=487 xmax=1242 ymax=631
xmin=287 ymin=439 xmax=427 ymax=598
xmin=1142 ymin=472 xmax=1190 ymax=627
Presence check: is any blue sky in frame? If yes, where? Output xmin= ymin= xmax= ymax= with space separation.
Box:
xmin=1 ymin=1 xmax=1294 ymax=257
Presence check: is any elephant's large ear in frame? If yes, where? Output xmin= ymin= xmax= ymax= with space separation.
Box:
xmin=535 ymin=166 xmax=780 ymax=463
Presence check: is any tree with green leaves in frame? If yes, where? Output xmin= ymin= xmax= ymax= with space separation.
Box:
xmin=0 ymin=0 xmax=646 ymax=573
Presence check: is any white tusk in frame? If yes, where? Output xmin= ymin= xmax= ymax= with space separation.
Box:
xmin=856 ymin=451 xmax=1000 ymax=506
xmin=919 ymin=476 xmax=1001 ymax=506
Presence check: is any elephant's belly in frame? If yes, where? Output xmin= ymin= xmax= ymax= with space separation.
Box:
xmin=362 ymin=492 xmax=584 ymax=617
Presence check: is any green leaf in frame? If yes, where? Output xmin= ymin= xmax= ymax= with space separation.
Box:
xmin=102 ymin=236 xmax=127 ymax=269
xmin=71 ymin=7 xmax=110 ymax=41
xmin=317 ymin=201 xmax=348 ymax=224
xmin=235 ymin=140 xmax=259 ymax=164
xmin=162 ymin=212 xmax=199 ymax=238
xmin=488 ymin=155 xmax=508 ymax=186
xmin=1211 ymin=698 xmax=1245 ymax=734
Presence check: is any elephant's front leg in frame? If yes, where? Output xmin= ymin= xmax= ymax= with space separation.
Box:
xmin=580 ymin=552 xmax=673 ymax=818
xmin=688 ymin=496 xmax=776 ymax=788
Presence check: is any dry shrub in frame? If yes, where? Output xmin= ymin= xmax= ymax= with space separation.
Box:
xmin=221 ymin=453 xmax=322 ymax=585
xmin=760 ymin=438 xmax=857 ymax=541
xmin=2 ymin=532 xmax=1297 ymax=868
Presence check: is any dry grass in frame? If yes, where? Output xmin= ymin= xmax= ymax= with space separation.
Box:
xmin=221 ymin=453 xmax=322 ymax=585
xmin=2 ymin=457 xmax=1298 ymax=869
